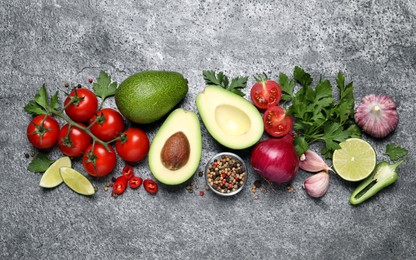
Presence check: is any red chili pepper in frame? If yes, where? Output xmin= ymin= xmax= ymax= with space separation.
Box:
xmin=129 ymin=176 xmax=143 ymax=189
xmin=113 ymin=175 xmax=128 ymax=195
xmin=122 ymin=164 xmax=134 ymax=180
xmin=143 ymin=179 xmax=158 ymax=194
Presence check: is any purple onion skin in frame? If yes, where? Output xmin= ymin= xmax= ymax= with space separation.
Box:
xmin=251 ymin=136 xmax=299 ymax=184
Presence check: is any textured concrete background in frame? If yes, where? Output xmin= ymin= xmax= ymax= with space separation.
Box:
xmin=1 ymin=0 xmax=415 ymax=259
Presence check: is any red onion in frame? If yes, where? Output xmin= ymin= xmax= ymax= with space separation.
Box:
xmin=251 ymin=135 xmax=299 ymax=183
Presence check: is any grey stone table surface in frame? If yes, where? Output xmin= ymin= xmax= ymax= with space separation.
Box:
xmin=1 ymin=0 xmax=415 ymax=259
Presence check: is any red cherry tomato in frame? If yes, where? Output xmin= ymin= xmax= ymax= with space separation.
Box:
xmin=250 ymin=79 xmax=282 ymax=109
xmin=122 ymin=164 xmax=134 ymax=180
xmin=89 ymin=108 xmax=124 ymax=142
xmin=26 ymin=115 xmax=60 ymax=149
xmin=82 ymin=143 xmax=117 ymax=177
xmin=64 ymin=88 xmax=98 ymax=122
xmin=143 ymin=179 xmax=158 ymax=194
xmin=263 ymin=106 xmax=293 ymax=137
xmin=129 ymin=176 xmax=143 ymax=189
xmin=58 ymin=123 xmax=92 ymax=157
xmin=115 ymin=128 xmax=149 ymax=163
xmin=113 ymin=175 xmax=128 ymax=195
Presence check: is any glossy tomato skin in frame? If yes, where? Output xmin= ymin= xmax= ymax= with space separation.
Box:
xmin=26 ymin=115 xmax=60 ymax=149
xmin=143 ymin=179 xmax=158 ymax=194
xmin=250 ymin=80 xmax=282 ymax=109
xmin=64 ymin=88 xmax=98 ymax=122
xmin=89 ymin=108 xmax=124 ymax=142
xmin=58 ymin=123 xmax=92 ymax=157
xmin=129 ymin=176 xmax=143 ymax=189
xmin=115 ymin=128 xmax=149 ymax=163
xmin=263 ymin=106 xmax=293 ymax=137
xmin=113 ymin=175 xmax=128 ymax=195
xmin=83 ymin=143 xmax=117 ymax=177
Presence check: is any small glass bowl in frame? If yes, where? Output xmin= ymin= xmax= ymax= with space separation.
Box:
xmin=205 ymin=152 xmax=247 ymax=196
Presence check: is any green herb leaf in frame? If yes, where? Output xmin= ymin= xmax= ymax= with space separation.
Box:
xmin=24 ymin=85 xmax=59 ymax=115
xmin=50 ymin=91 xmax=60 ymax=111
xmin=203 ymin=70 xmax=247 ymax=97
xmin=27 ymin=153 xmax=55 ymax=173
xmin=279 ymin=72 xmax=295 ymax=102
xmin=283 ymin=66 xmax=360 ymax=158
xmin=35 ymin=84 xmax=49 ymax=109
xmin=24 ymin=100 xmax=47 ymax=115
xmin=228 ymin=76 xmax=248 ymax=96
xmin=92 ymin=71 xmax=118 ymax=102
xmin=293 ymin=66 xmax=313 ymax=87
xmin=294 ymin=136 xmax=309 ymax=156
xmin=385 ymin=143 xmax=408 ymax=161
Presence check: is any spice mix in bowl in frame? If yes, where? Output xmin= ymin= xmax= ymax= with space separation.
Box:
xmin=205 ymin=152 xmax=247 ymax=196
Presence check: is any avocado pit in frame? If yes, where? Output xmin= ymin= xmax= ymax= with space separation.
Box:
xmin=161 ymin=131 xmax=190 ymax=170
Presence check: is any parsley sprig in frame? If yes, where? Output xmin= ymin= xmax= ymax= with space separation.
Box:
xmin=92 ymin=71 xmax=118 ymax=109
xmin=280 ymin=66 xmax=361 ymax=158
xmin=203 ymin=70 xmax=248 ymax=97
xmin=385 ymin=143 xmax=408 ymax=161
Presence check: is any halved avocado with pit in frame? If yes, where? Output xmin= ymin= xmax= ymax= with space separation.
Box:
xmin=196 ymin=86 xmax=263 ymax=150
xmin=148 ymin=108 xmax=202 ymax=186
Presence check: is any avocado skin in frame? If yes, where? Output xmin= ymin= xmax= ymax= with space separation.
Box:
xmin=115 ymin=71 xmax=188 ymax=124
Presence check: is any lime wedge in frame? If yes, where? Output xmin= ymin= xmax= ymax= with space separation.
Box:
xmin=39 ymin=156 xmax=71 ymax=188
xmin=333 ymin=138 xmax=376 ymax=182
xmin=60 ymin=167 xmax=95 ymax=196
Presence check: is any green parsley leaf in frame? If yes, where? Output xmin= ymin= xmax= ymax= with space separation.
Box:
xmin=24 ymin=100 xmax=47 ymax=115
xmin=385 ymin=143 xmax=408 ymax=161
xmin=35 ymin=84 xmax=49 ymax=109
xmin=202 ymin=70 xmax=247 ymax=97
xmin=50 ymin=91 xmax=60 ymax=111
xmin=284 ymin=66 xmax=360 ymax=157
xmin=24 ymin=84 xmax=60 ymax=116
xmin=279 ymin=72 xmax=295 ymax=102
xmin=294 ymin=136 xmax=308 ymax=157
xmin=293 ymin=66 xmax=313 ymax=87
xmin=92 ymin=71 xmax=118 ymax=103
xmin=27 ymin=153 xmax=55 ymax=173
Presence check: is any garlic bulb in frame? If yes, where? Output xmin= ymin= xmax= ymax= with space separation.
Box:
xmin=303 ymin=171 xmax=330 ymax=198
xmin=354 ymin=94 xmax=399 ymax=138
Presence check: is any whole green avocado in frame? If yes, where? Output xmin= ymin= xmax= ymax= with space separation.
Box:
xmin=115 ymin=71 xmax=188 ymax=124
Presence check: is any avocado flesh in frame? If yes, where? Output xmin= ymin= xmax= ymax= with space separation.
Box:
xmin=196 ymin=86 xmax=263 ymax=150
xmin=148 ymin=108 xmax=202 ymax=186
xmin=115 ymin=71 xmax=188 ymax=124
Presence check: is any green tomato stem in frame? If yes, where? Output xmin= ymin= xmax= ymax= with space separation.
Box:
xmin=53 ymin=112 xmax=112 ymax=152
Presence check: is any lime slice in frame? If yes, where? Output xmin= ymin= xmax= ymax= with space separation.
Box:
xmin=59 ymin=167 xmax=95 ymax=196
xmin=333 ymin=138 xmax=376 ymax=182
xmin=39 ymin=157 xmax=71 ymax=188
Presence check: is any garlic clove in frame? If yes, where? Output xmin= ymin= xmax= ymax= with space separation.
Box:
xmin=303 ymin=171 xmax=330 ymax=198
xmin=354 ymin=94 xmax=399 ymax=138
xmin=299 ymin=150 xmax=330 ymax=173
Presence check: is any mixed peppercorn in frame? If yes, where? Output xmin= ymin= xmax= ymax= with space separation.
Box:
xmin=206 ymin=154 xmax=246 ymax=194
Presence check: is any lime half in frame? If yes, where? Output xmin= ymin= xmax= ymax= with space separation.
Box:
xmin=333 ymin=138 xmax=376 ymax=182
xmin=60 ymin=167 xmax=95 ymax=196
xmin=39 ymin=157 xmax=71 ymax=188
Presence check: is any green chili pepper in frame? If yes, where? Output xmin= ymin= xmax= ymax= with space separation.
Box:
xmin=350 ymin=158 xmax=406 ymax=205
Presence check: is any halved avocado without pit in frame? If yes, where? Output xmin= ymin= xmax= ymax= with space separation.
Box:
xmin=196 ymin=86 xmax=263 ymax=150
xmin=148 ymin=108 xmax=202 ymax=186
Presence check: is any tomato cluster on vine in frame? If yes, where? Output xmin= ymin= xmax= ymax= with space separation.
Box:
xmin=26 ymin=86 xmax=150 ymax=178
